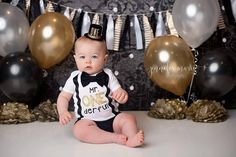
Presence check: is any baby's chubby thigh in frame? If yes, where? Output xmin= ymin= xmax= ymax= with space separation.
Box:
xmin=112 ymin=112 xmax=137 ymax=134
xmin=73 ymin=119 xmax=97 ymax=140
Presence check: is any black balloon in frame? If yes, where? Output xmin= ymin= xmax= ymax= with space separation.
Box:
xmin=195 ymin=48 xmax=236 ymax=99
xmin=0 ymin=52 xmax=42 ymax=103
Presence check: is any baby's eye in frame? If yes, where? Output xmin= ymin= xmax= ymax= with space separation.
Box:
xmin=79 ymin=55 xmax=85 ymax=59
xmin=91 ymin=55 xmax=98 ymax=59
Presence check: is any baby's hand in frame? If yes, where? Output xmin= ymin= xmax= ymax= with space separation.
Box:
xmin=59 ymin=111 xmax=73 ymax=125
xmin=112 ymin=88 xmax=128 ymax=104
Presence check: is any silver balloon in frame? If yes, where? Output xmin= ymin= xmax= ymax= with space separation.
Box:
xmin=0 ymin=3 xmax=29 ymax=56
xmin=172 ymin=0 xmax=220 ymax=48
xmin=231 ymin=0 xmax=236 ymax=21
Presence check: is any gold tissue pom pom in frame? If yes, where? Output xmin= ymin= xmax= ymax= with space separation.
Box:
xmin=186 ymin=100 xmax=228 ymax=123
xmin=148 ymin=98 xmax=188 ymax=120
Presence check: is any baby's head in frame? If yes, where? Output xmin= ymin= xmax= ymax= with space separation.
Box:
xmin=74 ymin=25 xmax=108 ymax=75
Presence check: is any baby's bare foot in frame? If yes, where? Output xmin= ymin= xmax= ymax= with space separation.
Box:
xmin=113 ymin=134 xmax=127 ymax=145
xmin=126 ymin=130 xmax=144 ymax=147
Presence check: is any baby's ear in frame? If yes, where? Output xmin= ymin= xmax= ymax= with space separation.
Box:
xmin=104 ymin=54 xmax=109 ymax=62
xmin=73 ymin=54 xmax=78 ymax=61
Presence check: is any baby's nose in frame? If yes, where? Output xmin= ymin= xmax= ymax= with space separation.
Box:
xmin=85 ymin=59 xmax=91 ymax=64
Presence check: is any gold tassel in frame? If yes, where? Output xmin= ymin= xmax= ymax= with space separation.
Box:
xmin=92 ymin=13 xmax=100 ymax=25
xmin=217 ymin=0 xmax=226 ymax=29
xmin=166 ymin=11 xmax=178 ymax=36
xmin=46 ymin=1 xmax=55 ymax=13
xmin=143 ymin=15 xmax=154 ymax=48
xmin=113 ymin=15 xmax=123 ymax=51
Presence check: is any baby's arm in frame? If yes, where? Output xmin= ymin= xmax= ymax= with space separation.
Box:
xmin=112 ymin=87 xmax=128 ymax=104
xmin=57 ymin=91 xmax=73 ymax=125
xmin=106 ymin=69 xmax=128 ymax=104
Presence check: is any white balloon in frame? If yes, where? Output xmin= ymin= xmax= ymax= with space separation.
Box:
xmin=0 ymin=3 xmax=29 ymax=56
xmin=172 ymin=0 xmax=220 ymax=48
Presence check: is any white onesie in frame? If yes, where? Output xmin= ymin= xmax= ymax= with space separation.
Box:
xmin=63 ymin=68 xmax=121 ymax=121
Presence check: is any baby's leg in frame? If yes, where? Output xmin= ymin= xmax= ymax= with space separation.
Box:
xmin=113 ymin=113 xmax=144 ymax=147
xmin=73 ymin=119 xmax=127 ymax=145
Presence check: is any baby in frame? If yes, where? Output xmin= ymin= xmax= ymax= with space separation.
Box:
xmin=57 ymin=24 xmax=144 ymax=147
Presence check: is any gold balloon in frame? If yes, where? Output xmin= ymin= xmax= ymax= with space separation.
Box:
xmin=28 ymin=12 xmax=75 ymax=69
xmin=144 ymin=35 xmax=195 ymax=96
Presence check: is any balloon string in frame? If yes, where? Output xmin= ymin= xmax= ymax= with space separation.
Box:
xmin=187 ymin=48 xmax=198 ymax=103
xmin=187 ymin=73 xmax=195 ymax=103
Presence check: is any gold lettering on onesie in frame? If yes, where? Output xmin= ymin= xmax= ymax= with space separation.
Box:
xmin=82 ymin=92 xmax=106 ymax=107
xmin=79 ymin=82 xmax=114 ymax=121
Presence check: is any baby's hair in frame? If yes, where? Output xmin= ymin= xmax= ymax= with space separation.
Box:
xmin=74 ymin=36 xmax=108 ymax=54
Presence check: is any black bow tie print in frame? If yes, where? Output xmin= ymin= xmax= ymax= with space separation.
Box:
xmin=81 ymin=71 xmax=108 ymax=87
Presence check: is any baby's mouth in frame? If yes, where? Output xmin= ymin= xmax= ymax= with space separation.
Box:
xmin=85 ymin=66 xmax=92 ymax=69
